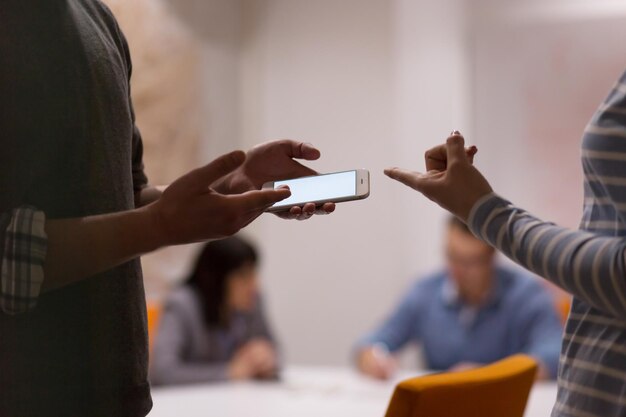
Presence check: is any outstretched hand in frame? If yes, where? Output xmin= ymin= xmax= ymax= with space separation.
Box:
xmin=214 ymin=140 xmax=336 ymax=220
xmin=384 ymin=132 xmax=493 ymax=222
xmin=148 ymin=151 xmax=292 ymax=245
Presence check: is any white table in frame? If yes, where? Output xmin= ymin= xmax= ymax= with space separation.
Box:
xmin=149 ymin=366 xmax=557 ymax=417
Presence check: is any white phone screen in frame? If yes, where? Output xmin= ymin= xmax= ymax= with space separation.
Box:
xmin=272 ymin=171 xmax=356 ymax=208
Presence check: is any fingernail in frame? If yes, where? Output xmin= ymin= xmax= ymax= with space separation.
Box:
xmin=450 ymin=130 xmax=461 ymax=136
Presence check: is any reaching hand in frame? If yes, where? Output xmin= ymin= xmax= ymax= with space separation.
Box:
xmin=147 ymin=151 xmax=291 ymax=246
xmin=357 ymin=346 xmax=397 ymax=380
xmin=215 ymin=140 xmax=336 ymax=221
xmin=384 ymin=132 xmax=492 ymax=222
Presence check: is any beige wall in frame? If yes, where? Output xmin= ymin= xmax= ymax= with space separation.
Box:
xmin=142 ymin=0 xmax=626 ymax=367
xmin=472 ymin=0 xmax=626 ymax=228
xmin=233 ymin=0 xmax=470 ymax=366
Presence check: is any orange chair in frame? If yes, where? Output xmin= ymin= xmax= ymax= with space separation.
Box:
xmin=556 ymin=296 xmax=572 ymax=325
xmin=385 ymin=354 xmax=538 ymax=417
xmin=146 ymin=301 xmax=162 ymax=353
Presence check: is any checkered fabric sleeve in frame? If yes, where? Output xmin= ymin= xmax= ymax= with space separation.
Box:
xmin=0 ymin=207 xmax=47 ymax=315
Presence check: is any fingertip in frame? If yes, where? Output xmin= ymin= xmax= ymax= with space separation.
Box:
xmin=385 ymin=168 xmax=405 ymax=180
xmin=446 ymin=136 xmax=466 ymax=163
xmin=265 ymin=188 xmax=291 ymax=206
xmin=302 ymin=142 xmax=321 ymax=160
xmin=216 ymin=150 xmax=246 ymax=174
xmin=195 ymin=149 xmax=247 ymax=188
xmin=278 ymin=188 xmax=292 ymax=199
xmin=228 ymin=149 xmax=247 ymax=165
xmin=447 ymin=135 xmax=465 ymax=147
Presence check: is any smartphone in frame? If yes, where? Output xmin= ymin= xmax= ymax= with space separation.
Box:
xmin=263 ymin=169 xmax=370 ymax=212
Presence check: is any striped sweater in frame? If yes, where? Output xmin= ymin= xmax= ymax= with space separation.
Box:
xmin=468 ymin=71 xmax=626 ymax=417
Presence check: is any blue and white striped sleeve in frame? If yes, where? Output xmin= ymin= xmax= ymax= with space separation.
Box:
xmin=468 ymin=193 xmax=626 ymax=319
xmin=0 ymin=207 xmax=48 ymax=315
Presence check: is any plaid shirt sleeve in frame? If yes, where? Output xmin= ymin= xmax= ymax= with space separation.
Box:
xmin=0 ymin=207 xmax=48 ymax=315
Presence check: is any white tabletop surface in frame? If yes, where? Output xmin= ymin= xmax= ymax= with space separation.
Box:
xmin=148 ymin=366 xmax=557 ymax=417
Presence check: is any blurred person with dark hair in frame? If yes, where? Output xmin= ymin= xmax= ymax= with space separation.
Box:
xmin=355 ymin=216 xmax=562 ymax=380
xmin=151 ymin=237 xmax=279 ymax=385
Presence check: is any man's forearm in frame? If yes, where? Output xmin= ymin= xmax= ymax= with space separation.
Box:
xmin=40 ymin=148 xmax=294 ymax=293
xmin=42 ymin=205 xmax=165 ymax=292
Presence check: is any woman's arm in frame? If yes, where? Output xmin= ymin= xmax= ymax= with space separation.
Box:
xmin=468 ymin=194 xmax=626 ymax=319
xmin=385 ymin=133 xmax=626 ymax=319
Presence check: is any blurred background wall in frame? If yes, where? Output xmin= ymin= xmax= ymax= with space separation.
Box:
xmin=108 ymin=0 xmax=626 ymax=367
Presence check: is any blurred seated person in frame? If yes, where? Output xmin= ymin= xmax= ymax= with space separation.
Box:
xmin=151 ymin=236 xmax=279 ymax=385
xmin=355 ymin=217 xmax=562 ymax=380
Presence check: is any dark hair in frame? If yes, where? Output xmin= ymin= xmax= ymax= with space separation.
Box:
xmin=186 ymin=236 xmax=258 ymax=328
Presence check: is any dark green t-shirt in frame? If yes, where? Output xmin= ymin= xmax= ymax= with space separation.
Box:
xmin=0 ymin=1 xmax=152 ymax=416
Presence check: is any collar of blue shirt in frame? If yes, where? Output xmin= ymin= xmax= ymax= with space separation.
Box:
xmin=440 ymin=271 xmax=503 ymax=311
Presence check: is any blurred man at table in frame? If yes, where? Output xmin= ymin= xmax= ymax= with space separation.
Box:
xmin=355 ymin=217 xmax=562 ymax=380
xmin=151 ymin=236 xmax=279 ymax=385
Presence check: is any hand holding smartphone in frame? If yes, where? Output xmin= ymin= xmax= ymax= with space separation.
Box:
xmin=263 ymin=169 xmax=370 ymax=212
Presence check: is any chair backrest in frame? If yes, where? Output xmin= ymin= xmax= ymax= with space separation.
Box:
xmin=556 ymin=296 xmax=572 ymax=325
xmin=385 ymin=354 xmax=538 ymax=417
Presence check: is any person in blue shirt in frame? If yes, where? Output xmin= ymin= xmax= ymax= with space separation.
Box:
xmin=355 ymin=216 xmax=563 ymax=380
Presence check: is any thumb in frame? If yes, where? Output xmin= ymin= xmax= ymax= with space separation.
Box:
xmin=233 ymin=188 xmax=292 ymax=212
xmin=281 ymin=140 xmax=321 ymax=161
xmin=297 ymin=142 xmax=321 ymax=161
xmin=446 ymin=134 xmax=468 ymax=167
xmin=185 ymin=150 xmax=246 ymax=191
